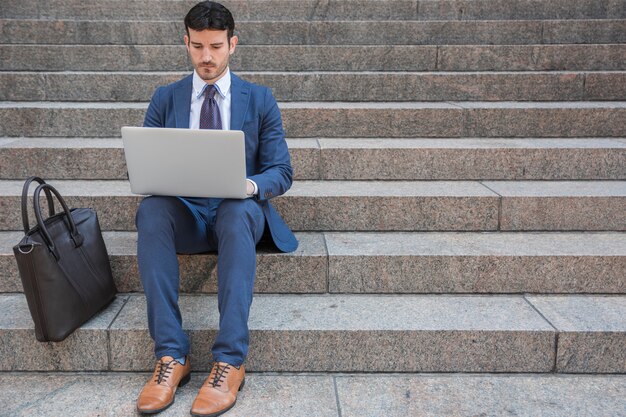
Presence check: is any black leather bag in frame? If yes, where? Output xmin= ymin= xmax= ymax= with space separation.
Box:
xmin=13 ymin=177 xmax=117 ymax=342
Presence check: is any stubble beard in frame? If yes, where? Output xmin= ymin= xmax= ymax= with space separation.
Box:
xmin=197 ymin=61 xmax=228 ymax=83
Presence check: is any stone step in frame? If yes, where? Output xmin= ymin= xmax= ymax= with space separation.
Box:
xmin=2 ymin=44 xmax=625 ymax=72
xmin=2 ymin=0 xmax=623 ymax=21
xmin=2 ymin=137 xmax=625 ymax=181
xmin=2 ymin=19 xmax=625 ymax=45
xmin=1 ymin=180 xmax=624 ymax=231
xmin=3 ymin=71 xmax=626 ymax=102
xmin=0 ymin=0 xmax=626 ymax=22
xmin=1 ymin=372 xmax=625 ymax=417
xmin=2 ymin=231 xmax=328 ymax=294
xmin=1 ymin=292 xmax=625 ymax=373
xmin=1 ymin=101 xmax=625 ymax=138
xmin=2 ymin=231 xmax=624 ymax=294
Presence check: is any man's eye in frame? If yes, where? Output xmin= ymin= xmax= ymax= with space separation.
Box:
xmin=194 ymin=45 xmax=202 ymax=49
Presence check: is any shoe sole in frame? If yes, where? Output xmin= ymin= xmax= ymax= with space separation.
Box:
xmin=137 ymin=373 xmax=192 ymax=414
xmin=189 ymin=378 xmax=245 ymax=417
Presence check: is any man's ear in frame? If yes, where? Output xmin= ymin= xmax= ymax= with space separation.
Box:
xmin=184 ymin=34 xmax=190 ymax=51
xmin=229 ymin=35 xmax=238 ymax=55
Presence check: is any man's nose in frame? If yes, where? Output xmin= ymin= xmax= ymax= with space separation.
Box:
xmin=201 ymin=48 xmax=212 ymax=63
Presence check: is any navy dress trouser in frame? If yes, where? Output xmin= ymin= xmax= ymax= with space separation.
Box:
xmin=135 ymin=195 xmax=265 ymax=367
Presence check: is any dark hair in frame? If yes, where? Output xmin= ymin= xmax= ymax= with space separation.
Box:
xmin=184 ymin=1 xmax=235 ymax=40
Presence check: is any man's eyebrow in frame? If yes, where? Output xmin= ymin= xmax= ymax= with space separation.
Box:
xmin=190 ymin=41 xmax=224 ymax=46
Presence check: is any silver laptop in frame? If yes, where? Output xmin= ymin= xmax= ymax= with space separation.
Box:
xmin=121 ymin=126 xmax=248 ymax=199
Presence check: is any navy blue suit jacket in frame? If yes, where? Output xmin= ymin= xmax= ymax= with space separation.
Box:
xmin=143 ymin=72 xmax=298 ymax=253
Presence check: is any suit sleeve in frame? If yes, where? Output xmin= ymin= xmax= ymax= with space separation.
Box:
xmin=247 ymin=88 xmax=293 ymax=201
xmin=143 ymin=86 xmax=164 ymax=128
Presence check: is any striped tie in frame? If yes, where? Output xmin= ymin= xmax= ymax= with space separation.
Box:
xmin=199 ymin=85 xmax=222 ymax=130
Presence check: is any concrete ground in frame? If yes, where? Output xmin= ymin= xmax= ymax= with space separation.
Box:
xmin=0 ymin=372 xmax=624 ymax=417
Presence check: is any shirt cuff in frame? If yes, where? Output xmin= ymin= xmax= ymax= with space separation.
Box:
xmin=246 ymin=179 xmax=258 ymax=197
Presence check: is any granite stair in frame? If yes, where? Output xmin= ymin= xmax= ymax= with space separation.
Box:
xmin=1 ymin=231 xmax=625 ymax=294
xmin=2 ymin=372 xmax=626 ymax=417
xmin=1 ymin=0 xmax=625 ymax=415
xmin=2 ymin=137 xmax=625 ymax=180
xmin=2 ymin=179 xmax=626 ymax=231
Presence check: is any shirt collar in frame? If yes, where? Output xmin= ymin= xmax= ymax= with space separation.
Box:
xmin=192 ymin=68 xmax=231 ymax=100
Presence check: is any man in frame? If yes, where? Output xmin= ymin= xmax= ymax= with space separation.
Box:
xmin=134 ymin=2 xmax=297 ymax=415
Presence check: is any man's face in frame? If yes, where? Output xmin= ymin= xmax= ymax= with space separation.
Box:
xmin=184 ymin=28 xmax=238 ymax=83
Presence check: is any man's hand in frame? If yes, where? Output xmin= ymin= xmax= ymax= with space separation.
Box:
xmin=246 ymin=179 xmax=256 ymax=197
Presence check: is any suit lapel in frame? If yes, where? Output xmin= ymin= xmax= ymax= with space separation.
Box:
xmin=230 ymin=73 xmax=251 ymax=130
xmin=173 ymin=74 xmax=193 ymax=128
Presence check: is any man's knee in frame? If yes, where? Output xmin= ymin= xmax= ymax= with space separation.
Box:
xmin=136 ymin=196 xmax=179 ymax=229
xmin=215 ymin=199 xmax=260 ymax=234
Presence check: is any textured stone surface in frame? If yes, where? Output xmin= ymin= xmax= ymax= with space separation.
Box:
xmin=5 ymin=373 xmax=625 ymax=417
xmin=325 ymin=232 xmax=626 ymax=293
xmin=543 ymin=19 xmax=626 ymax=43
xmin=415 ymin=0 xmax=625 ymax=20
xmin=0 ymin=179 xmax=500 ymax=231
xmin=0 ymin=231 xmax=21 ymax=292
xmin=318 ymin=138 xmax=626 ymax=180
xmin=0 ymin=373 xmax=339 ymax=417
xmin=461 ymin=101 xmax=626 ymax=137
xmin=7 ymin=18 xmax=622 ymax=47
xmin=336 ymin=374 xmax=626 ymax=417
xmin=3 ymin=101 xmax=625 ymax=138
xmin=585 ymin=72 xmax=626 ymax=100
xmin=281 ymin=103 xmax=465 ymax=138
xmin=0 ymin=44 xmax=438 ymax=71
xmin=109 ymin=232 xmax=328 ymax=293
xmin=0 ymin=229 xmax=326 ymax=293
xmin=0 ymin=138 xmax=319 ymax=180
xmin=0 ymin=71 xmax=186 ymax=102
xmin=274 ymin=180 xmax=499 ymax=231
xmin=5 ymin=180 xmax=626 ymax=232
xmin=4 ymin=231 xmax=624 ymax=294
xmin=1 ymin=0 xmax=622 ymax=20
xmin=439 ymin=44 xmax=626 ymax=71
xmin=4 ymin=45 xmax=625 ymax=73
xmin=251 ymin=71 xmax=590 ymax=102
xmin=0 ymin=138 xmax=128 ymax=179
xmin=0 ymin=19 xmax=553 ymax=45
xmin=286 ymin=139 xmax=320 ymax=179
xmin=0 ymin=294 xmax=127 ymax=371
xmin=526 ymin=295 xmax=626 ymax=373
xmin=6 ymin=71 xmax=617 ymax=102
xmin=0 ymin=102 xmax=147 ymax=137
xmin=0 ymin=180 xmax=142 ymax=230
xmin=2 ymin=138 xmax=626 ymax=181
xmin=108 ymin=295 xmax=157 ymax=371
xmin=0 ymin=0 xmax=421 ymax=20
xmin=484 ymin=181 xmax=626 ymax=230
xmin=110 ymin=294 xmax=555 ymax=372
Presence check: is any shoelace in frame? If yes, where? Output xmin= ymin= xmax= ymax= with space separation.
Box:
xmin=207 ymin=363 xmax=231 ymax=388
xmin=154 ymin=359 xmax=176 ymax=384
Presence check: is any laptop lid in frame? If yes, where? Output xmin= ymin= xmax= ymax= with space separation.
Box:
xmin=121 ymin=126 xmax=247 ymax=199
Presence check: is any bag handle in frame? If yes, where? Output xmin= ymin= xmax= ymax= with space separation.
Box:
xmin=21 ymin=176 xmax=55 ymax=233
xmin=33 ymin=183 xmax=84 ymax=260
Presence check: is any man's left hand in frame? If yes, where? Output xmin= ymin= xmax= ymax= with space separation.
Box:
xmin=246 ymin=179 xmax=255 ymax=197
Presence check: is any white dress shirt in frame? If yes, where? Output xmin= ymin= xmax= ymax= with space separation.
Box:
xmin=188 ymin=68 xmax=257 ymax=196
xmin=189 ymin=68 xmax=231 ymax=130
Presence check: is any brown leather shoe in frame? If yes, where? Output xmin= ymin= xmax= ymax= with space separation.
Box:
xmin=137 ymin=356 xmax=191 ymax=414
xmin=190 ymin=362 xmax=245 ymax=417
